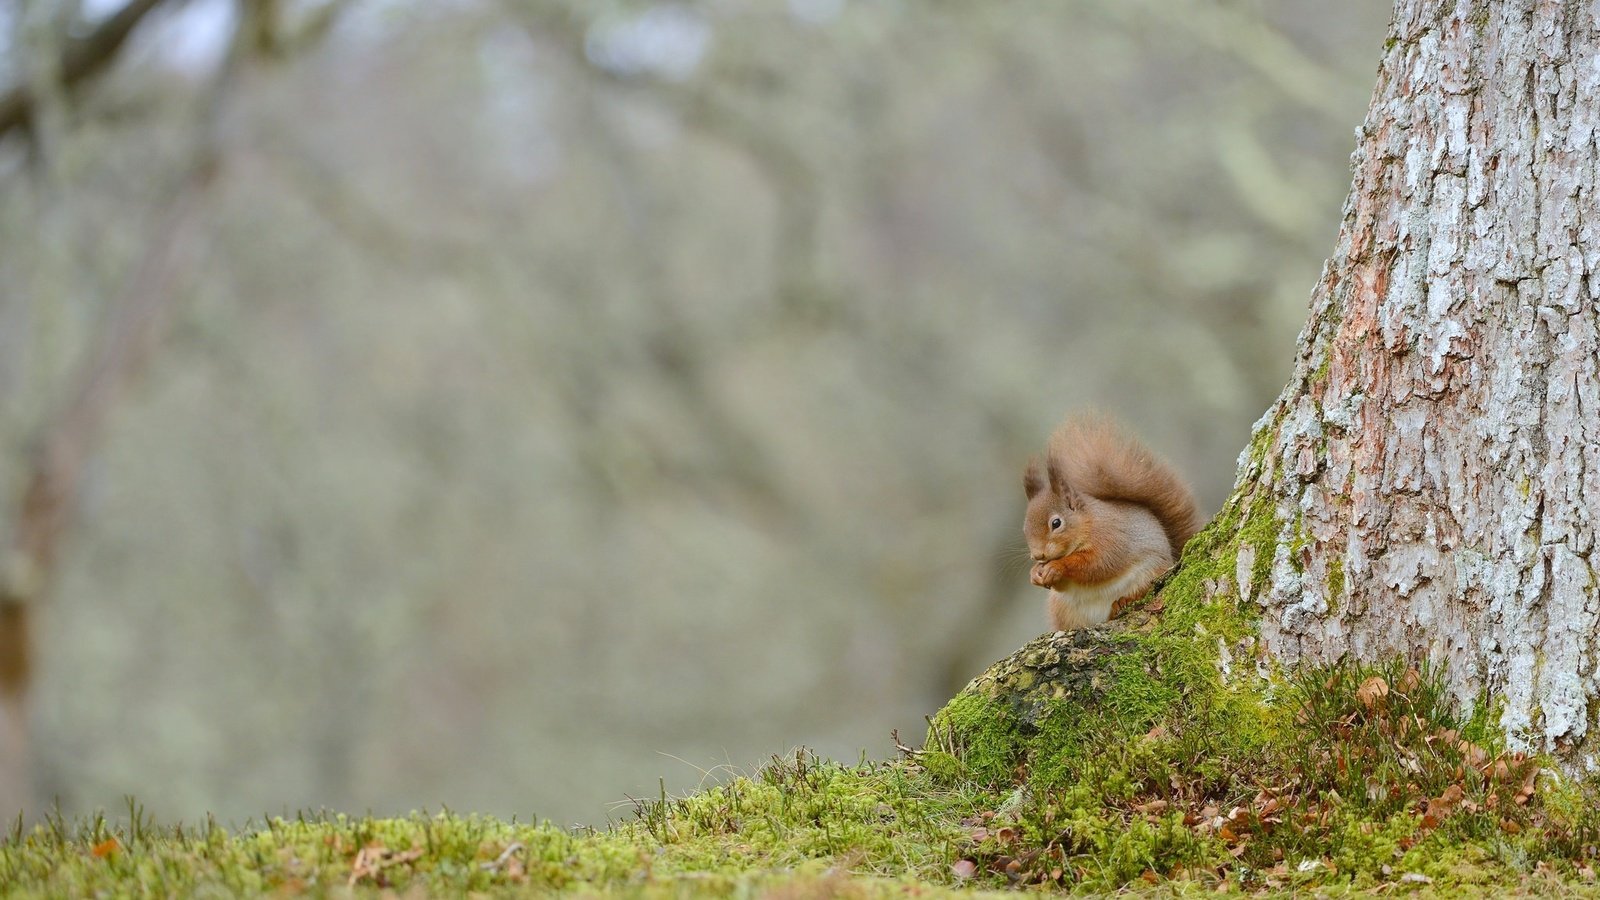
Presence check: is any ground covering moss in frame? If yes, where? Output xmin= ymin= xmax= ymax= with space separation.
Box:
xmin=0 ymin=758 xmax=1004 ymax=898
xmin=6 ymin=495 xmax=1600 ymax=895
xmin=5 ymin=676 xmax=1598 ymax=898
xmin=8 ymin=657 xmax=1599 ymax=900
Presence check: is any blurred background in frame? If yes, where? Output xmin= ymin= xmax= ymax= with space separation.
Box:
xmin=0 ymin=0 xmax=1388 ymax=827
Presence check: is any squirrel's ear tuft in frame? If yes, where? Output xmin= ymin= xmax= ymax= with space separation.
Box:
xmin=1046 ymin=456 xmax=1070 ymax=499
xmin=1024 ymin=459 xmax=1045 ymax=499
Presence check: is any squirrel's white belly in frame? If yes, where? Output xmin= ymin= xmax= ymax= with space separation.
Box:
xmin=1048 ymin=558 xmax=1169 ymax=630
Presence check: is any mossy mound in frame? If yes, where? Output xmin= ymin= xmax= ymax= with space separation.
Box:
xmin=923 ymin=626 xmax=1600 ymax=892
xmin=921 ymin=607 xmax=1197 ymax=787
xmin=916 ymin=513 xmax=1600 ymax=894
xmin=922 ymin=488 xmax=1279 ymax=799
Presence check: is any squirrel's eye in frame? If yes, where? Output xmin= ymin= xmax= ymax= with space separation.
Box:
xmin=1050 ymin=516 xmax=1063 ymax=531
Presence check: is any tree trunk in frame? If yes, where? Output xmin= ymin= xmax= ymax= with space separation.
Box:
xmin=0 ymin=165 xmax=215 ymax=821
xmin=1224 ymin=0 xmax=1600 ymax=767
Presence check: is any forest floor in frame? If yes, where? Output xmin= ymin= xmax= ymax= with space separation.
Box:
xmin=2 ymin=717 xmax=1599 ymax=897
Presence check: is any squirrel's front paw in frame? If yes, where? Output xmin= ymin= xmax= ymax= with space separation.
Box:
xmin=1031 ymin=557 xmax=1070 ymax=588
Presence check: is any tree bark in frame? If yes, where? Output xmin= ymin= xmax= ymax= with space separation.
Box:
xmin=1224 ymin=0 xmax=1600 ymax=767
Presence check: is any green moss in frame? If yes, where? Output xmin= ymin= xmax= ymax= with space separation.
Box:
xmin=1236 ymin=490 xmax=1283 ymax=594
xmin=925 ymin=691 xmax=1020 ymax=786
xmin=0 ymin=756 xmax=1011 ymax=898
xmin=1327 ymin=552 xmax=1346 ymax=612
xmin=1287 ymin=511 xmax=1310 ymax=572
xmin=1311 ymin=350 xmax=1333 ymax=387
xmin=915 ymin=750 xmax=966 ymax=784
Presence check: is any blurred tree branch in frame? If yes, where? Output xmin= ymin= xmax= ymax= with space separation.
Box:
xmin=500 ymin=0 xmax=808 ymax=525
xmin=254 ymin=137 xmax=482 ymax=270
xmin=502 ymin=0 xmax=831 ymax=321
xmin=0 ymin=122 xmax=218 ymax=828
xmin=509 ymin=3 xmax=1076 ymax=707
xmin=0 ymin=0 xmax=347 ymax=141
xmin=2 ymin=158 xmax=218 ymax=610
xmin=0 ymin=0 xmax=349 ymax=823
xmin=0 ymin=0 xmax=176 ymax=140
xmin=239 ymin=0 xmax=346 ymax=60
xmin=1101 ymin=0 xmax=1357 ymax=124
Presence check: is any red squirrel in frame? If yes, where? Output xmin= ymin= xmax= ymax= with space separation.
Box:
xmin=1024 ymin=413 xmax=1201 ymax=631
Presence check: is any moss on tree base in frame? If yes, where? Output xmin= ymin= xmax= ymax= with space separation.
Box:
xmin=916 ymin=503 xmax=1600 ymax=892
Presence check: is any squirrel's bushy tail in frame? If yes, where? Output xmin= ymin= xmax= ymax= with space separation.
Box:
xmin=1047 ymin=412 xmax=1202 ymax=560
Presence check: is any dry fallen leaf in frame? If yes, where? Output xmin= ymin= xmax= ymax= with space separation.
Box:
xmin=952 ymin=859 xmax=977 ymax=880
xmin=1463 ymin=743 xmax=1489 ymax=769
xmin=1425 ymin=784 xmax=1465 ymax=821
xmin=1515 ymin=768 xmax=1538 ymax=805
xmin=1356 ymin=676 xmax=1390 ymax=710
xmin=1399 ymin=667 xmax=1422 ymax=693
xmin=348 ymin=842 xmax=424 ymax=888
